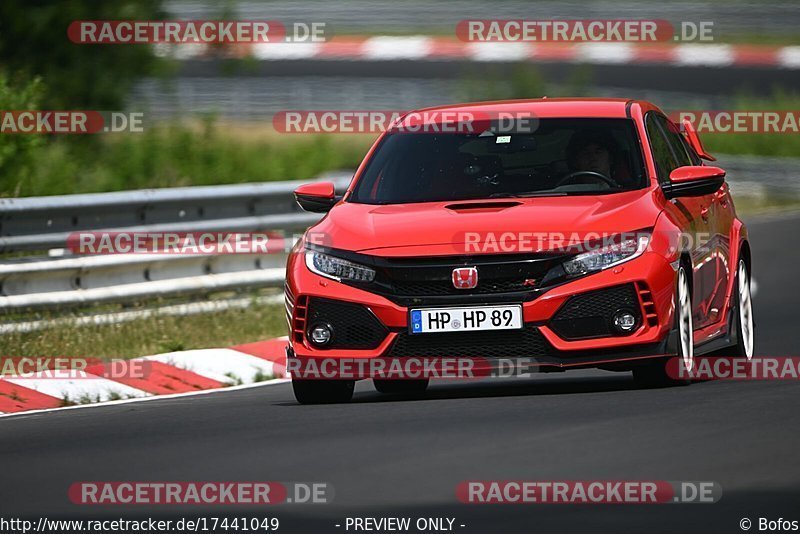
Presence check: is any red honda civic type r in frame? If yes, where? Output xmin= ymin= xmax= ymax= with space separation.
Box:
xmin=284 ymin=98 xmax=754 ymax=404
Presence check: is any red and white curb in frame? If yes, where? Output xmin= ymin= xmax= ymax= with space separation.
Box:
xmin=0 ymin=337 xmax=289 ymax=417
xmin=157 ymin=36 xmax=800 ymax=69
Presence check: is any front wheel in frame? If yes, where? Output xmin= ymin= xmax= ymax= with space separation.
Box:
xmin=292 ymin=379 xmax=355 ymax=404
xmin=729 ymin=258 xmax=755 ymax=360
xmin=633 ymin=265 xmax=694 ymax=387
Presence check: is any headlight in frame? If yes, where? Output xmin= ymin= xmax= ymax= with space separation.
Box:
xmin=562 ymin=233 xmax=650 ymax=276
xmin=305 ymin=250 xmax=376 ymax=282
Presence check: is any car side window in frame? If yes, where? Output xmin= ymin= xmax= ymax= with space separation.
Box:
xmin=645 ymin=113 xmax=679 ymax=183
xmin=656 ymin=115 xmax=693 ymax=167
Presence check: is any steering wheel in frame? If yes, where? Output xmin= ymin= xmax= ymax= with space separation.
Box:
xmin=554 ymin=170 xmax=618 ymax=189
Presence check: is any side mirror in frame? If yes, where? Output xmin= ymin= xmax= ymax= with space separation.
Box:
xmin=294 ymin=182 xmax=337 ymax=213
xmin=663 ymin=166 xmax=726 ymax=199
xmin=681 ymin=119 xmax=716 ymax=161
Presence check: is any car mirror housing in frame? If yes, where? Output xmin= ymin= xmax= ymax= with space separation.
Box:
xmin=663 ymin=166 xmax=726 ymax=199
xmin=294 ymin=181 xmax=337 ymax=212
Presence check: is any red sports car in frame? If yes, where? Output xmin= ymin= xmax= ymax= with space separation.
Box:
xmin=284 ymin=98 xmax=754 ymax=403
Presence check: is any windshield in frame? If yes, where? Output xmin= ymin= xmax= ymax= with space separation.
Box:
xmin=350 ymin=118 xmax=646 ymax=204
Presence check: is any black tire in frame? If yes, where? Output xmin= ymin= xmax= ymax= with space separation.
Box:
xmin=728 ymin=258 xmax=755 ymax=360
xmin=633 ymin=265 xmax=693 ymax=388
xmin=373 ymin=379 xmax=429 ymax=395
xmin=292 ymin=379 xmax=355 ymax=404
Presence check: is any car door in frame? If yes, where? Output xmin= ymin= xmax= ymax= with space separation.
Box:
xmin=645 ymin=113 xmax=714 ymax=329
xmin=706 ymin=178 xmax=735 ymax=325
xmin=658 ymin=115 xmax=730 ymax=329
xmin=676 ymin=122 xmax=732 ymax=327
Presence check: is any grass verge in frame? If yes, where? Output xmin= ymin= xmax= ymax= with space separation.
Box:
xmin=734 ymin=194 xmax=800 ymax=218
xmin=0 ymin=300 xmax=287 ymax=360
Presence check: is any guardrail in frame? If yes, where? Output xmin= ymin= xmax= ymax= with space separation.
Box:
xmin=0 ymin=155 xmax=798 ymax=319
xmin=0 ymin=181 xmax=326 ymax=252
xmin=0 ymin=173 xmax=352 ymax=314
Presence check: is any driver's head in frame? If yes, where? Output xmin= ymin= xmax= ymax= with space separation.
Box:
xmin=566 ymin=130 xmax=618 ymax=176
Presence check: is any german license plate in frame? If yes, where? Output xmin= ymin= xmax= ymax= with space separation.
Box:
xmin=409 ymin=305 xmax=523 ymax=334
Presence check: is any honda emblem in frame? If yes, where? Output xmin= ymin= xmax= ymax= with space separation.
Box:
xmin=452 ymin=267 xmax=478 ymax=289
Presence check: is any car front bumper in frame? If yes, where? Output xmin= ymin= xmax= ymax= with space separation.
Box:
xmin=285 ymin=249 xmax=679 ymax=371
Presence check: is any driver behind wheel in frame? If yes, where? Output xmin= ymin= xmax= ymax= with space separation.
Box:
xmin=565 ymin=130 xmax=632 ymax=189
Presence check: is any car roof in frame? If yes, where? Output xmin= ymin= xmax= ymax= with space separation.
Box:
xmin=406 ymin=98 xmax=662 ymax=120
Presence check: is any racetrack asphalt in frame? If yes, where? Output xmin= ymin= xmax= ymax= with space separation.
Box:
xmin=2 ymin=211 xmax=799 ymax=533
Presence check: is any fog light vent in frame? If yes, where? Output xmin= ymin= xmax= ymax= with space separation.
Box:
xmin=613 ymin=310 xmax=637 ymax=333
xmin=309 ymin=323 xmax=333 ymax=346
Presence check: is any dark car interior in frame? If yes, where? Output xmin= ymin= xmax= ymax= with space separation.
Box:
xmin=351 ymin=118 xmax=647 ymax=204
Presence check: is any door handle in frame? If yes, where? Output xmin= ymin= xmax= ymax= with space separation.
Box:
xmin=700 ymin=206 xmax=710 ymax=221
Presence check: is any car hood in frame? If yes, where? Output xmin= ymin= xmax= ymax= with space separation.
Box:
xmin=312 ymin=189 xmax=662 ymax=256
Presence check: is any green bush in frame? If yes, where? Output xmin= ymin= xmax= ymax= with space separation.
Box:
xmin=0 ymin=75 xmax=46 ymax=195
xmin=1 ymin=120 xmax=374 ymax=197
xmin=0 ymin=1 xmax=163 ymax=110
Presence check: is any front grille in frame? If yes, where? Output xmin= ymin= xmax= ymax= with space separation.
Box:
xmin=306 ymin=297 xmax=388 ymax=349
xmin=549 ymin=284 xmax=641 ymax=340
xmin=351 ymin=253 xmax=565 ymax=304
xmin=387 ymin=326 xmax=551 ymax=359
xmin=390 ymin=278 xmax=528 ymax=296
